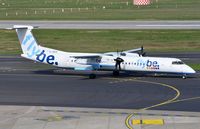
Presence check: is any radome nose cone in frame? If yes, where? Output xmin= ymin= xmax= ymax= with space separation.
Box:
xmin=188 ymin=66 xmax=196 ymax=74
xmin=183 ymin=65 xmax=196 ymax=74
xmin=191 ymin=68 xmax=196 ymax=74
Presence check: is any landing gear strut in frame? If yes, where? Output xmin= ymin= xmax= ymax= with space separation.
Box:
xmin=113 ymin=70 xmax=119 ymax=76
xmin=89 ymin=74 xmax=96 ymax=79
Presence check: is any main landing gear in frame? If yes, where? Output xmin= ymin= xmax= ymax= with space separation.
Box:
xmin=113 ymin=70 xmax=120 ymax=76
xmin=113 ymin=57 xmax=123 ymax=77
xmin=89 ymin=73 xmax=96 ymax=79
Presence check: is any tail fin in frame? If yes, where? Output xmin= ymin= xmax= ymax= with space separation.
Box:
xmin=13 ymin=25 xmax=41 ymax=58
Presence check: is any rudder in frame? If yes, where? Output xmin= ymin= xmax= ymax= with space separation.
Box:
xmin=13 ymin=25 xmax=41 ymax=59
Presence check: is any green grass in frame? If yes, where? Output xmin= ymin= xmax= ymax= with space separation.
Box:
xmin=0 ymin=0 xmax=200 ymax=20
xmin=188 ymin=64 xmax=200 ymax=71
xmin=0 ymin=29 xmax=200 ymax=55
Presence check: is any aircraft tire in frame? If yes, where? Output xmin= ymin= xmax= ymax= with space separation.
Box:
xmin=113 ymin=70 xmax=119 ymax=76
xmin=182 ymin=74 xmax=187 ymax=79
xmin=89 ymin=74 xmax=96 ymax=79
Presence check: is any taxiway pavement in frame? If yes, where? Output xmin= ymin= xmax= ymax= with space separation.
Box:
xmin=0 ymin=54 xmax=199 ymax=112
xmin=0 ymin=54 xmax=200 ymax=129
xmin=1 ymin=20 xmax=200 ymax=29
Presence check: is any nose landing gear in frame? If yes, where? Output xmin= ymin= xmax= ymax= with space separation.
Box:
xmin=182 ymin=74 xmax=187 ymax=79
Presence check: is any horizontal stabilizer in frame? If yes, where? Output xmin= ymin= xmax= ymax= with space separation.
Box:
xmin=6 ymin=25 xmax=38 ymax=30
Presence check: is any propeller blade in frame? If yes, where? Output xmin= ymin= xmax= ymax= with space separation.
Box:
xmin=141 ymin=46 xmax=144 ymax=54
xmin=117 ymin=49 xmax=119 ymax=57
xmin=114 ymin=57 xmax=124 ymax=71
xmin=142 ymin=52 xmax=146 ymax=56
xmin=139 ymin=46 xmax=145 ymax=56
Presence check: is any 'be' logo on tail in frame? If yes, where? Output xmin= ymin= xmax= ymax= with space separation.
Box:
xmin=36 ymin=50 xmax=58 ymax=65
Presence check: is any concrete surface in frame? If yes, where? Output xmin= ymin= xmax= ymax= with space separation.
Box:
xmin=0 ymin=106 xmax=200 ymax=129
xmin=1 ymin=21 xmax=200 ymax=29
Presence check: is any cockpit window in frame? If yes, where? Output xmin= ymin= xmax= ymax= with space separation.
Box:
xmin=172 ymin=61 xmax=184 ymax=65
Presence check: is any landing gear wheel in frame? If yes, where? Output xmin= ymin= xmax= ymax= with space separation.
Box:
xmin=113 ymin=70 xmax=119 ymax=76
xmin=89 ymin=74 xmax=96 ymax=79
xmin=182 ymin=74 xmax=187 ymax=79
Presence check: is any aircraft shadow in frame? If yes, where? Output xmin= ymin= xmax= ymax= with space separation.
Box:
xmin=33 ymin=69 xmax=197 ymax=79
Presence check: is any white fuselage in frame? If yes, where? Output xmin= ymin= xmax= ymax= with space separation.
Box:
xmin=22 ymin=46 xmax=196 ymax=75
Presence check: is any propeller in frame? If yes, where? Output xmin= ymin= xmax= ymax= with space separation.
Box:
xmin=139 ymin=46 xmax=146 ymax=56
xmin=114 ymin=50 xmax=124 ymax=71
xmin=114 ymin=57 xmax=124 ymax=71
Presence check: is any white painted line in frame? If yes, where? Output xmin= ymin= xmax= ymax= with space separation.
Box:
xmin=136 ymin=25 xmax=200 ymax=27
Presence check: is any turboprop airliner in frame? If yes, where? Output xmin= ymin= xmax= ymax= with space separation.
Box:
xmin=9 ymin=25 xmax=195 ymax=79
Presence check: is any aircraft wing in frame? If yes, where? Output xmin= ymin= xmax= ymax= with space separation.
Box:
xmin=123 ymin=47 xmax=144 ymax=53
xmin=70 ymin=54 xmax=102 ymax=59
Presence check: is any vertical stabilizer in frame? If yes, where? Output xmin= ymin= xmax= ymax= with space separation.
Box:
xmin=13 ymin=25 xmax=41 ymax=58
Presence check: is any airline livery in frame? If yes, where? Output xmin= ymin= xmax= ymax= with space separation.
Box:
xmin=9 ymin=25 xmax=195 ymax=79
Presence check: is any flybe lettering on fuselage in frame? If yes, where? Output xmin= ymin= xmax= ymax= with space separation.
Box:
xmin=22 ymin=34 xmax=41 ymax=58
xmin=136 ymin=59 xmax=159 ymax=70
xmin=36 ymin=50 xmax=58 ymax=65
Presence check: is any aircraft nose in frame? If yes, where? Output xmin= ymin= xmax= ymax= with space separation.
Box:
xmin=190 ymin=68 xmax=196 ymax=74
xmin=186 ymin=65 xmax=196 ymax=74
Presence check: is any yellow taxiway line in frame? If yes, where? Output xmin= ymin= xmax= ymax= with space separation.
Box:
xmin=125 ymin=78 xmax=181 ymax=129
xmin=132 ymin=119 xmax=164 ymax=125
